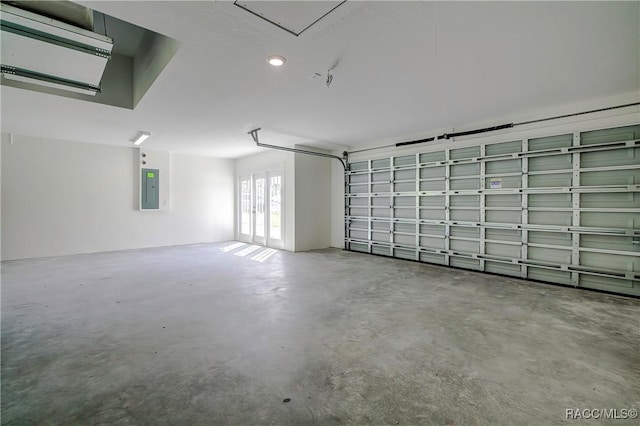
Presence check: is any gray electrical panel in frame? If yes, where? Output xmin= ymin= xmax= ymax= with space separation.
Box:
xmin=141 ymin=168 xmax=159 ymax=209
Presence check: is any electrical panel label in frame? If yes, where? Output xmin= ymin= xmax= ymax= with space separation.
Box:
xmin=147 ymin=172 xmax=155 ymax=178
xmin=490 ymin=178 xmax=502 ymax=189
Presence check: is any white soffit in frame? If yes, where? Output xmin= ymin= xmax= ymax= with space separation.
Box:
xmin=234 ymin=0 xmax=346 ymax=36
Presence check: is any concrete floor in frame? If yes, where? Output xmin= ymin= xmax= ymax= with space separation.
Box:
xmin=2 ymin=242 xmax=639 ymax=425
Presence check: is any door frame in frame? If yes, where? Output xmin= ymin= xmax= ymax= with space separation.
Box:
xmin=236 ymin=170 xmax=285 ymax=249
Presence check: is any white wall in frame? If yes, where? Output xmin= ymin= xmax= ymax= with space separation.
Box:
xmin=0 ymin=134 xmax=234 ymax=260
xmin=294 ymin=150 xmax=332 ymax=251
xmin=235 ymin=149 xmax=295 ymax=251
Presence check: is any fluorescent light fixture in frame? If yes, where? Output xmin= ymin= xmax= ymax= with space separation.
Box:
xmin=133 ymin=131 xmax=151 ymax=145
xmin=267 ymin=55 xmax=286 ymax=66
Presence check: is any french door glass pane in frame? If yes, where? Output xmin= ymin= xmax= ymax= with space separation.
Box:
xmin=270 ymin=175 xmax=281 ymax=240
xmin=255 ymin=178 xmax=265 ymax=238
xmin=241 ymin=179 xmax=251 ymax=235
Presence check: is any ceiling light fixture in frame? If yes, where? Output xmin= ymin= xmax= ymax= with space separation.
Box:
xmin=267 ymin=55 xmax=286 ymax=67
xmin=132 ymin=131 xmax=151 ymax=145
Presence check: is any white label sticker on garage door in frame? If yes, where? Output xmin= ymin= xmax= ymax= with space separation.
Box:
xmin=490 ymin=178 xmax=502 ymax=189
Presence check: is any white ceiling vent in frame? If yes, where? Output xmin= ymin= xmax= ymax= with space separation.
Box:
xmin=0 ymin=2 xmax=113 ymax=95
xmin=234 ymin=0 xmax=346 ymax=36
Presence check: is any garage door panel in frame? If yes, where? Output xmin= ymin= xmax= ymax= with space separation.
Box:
xmin=395 ymin=248 xmax=416 ymax=260
xmin=580 ymin=125 xmax=640 ymax=145
xmin=529 ymin=173 xmax=572 ymax=188
xmin=371 ymin=231 xmax=389 ymax=242
xmin=451 ymin=146 xmax=480 ymax=160
xmin=394 ymin=155 xmax=416 ymax=167
xmin=349 ymin=173 xmax=368 ymax=184
xmin=528 ymin=267 xmax=572 ymax=285
xmin=349 ymin=219 xmax=368 ymax=229
xmin=348 ymin=197 xmax=368 ymax=206
xmin=420 ymin=225 xmax=445 ymax=236
xmin=349 ymin=229 xmax=368 ymax=240
xmin=348 ymin=207 xmax=368 ymax=216
xmin=394 ymin=208 xmax=416 ymax=219
xmin=529 ymin=154 xmax=571 ymax=172
xmin=420 ymin=209 xmax=445 ymax=220
xmin=420 ymin=236 xmax=445 ymax=249
xmin=450 ymin=239 xmax=479 ymax=253
xmin=372 ymin=197 xmax=391 ymax=206
xmin=529 ymin=246 xmax=571 ymax=264
xmin=395 ymin=182 xmax=416 ymax=192
xmin=371 ymin=208 xmax=391 ymax=218
xmin=420 ymin=252 xmax=447 ymax=265
xmin=486 ymin=228 xmax=521 ymax=242
xmin=581 ymin=169 xmax=639 ymax=186
xmin=529 ymin=211 xmax=572 ymax=226
xmin=529 ymin=231 xmax=572 ymax=247
xmin=528 ymin=134 xmax=573 ymax=151
xmin=451 ymin=163 xmax=480 ymax=177
xmin=580 ymin=252 xmax=639 ymax=273
xmin=451 ymin=209 xmax=480 ymax=222
xmin=529 ymin=193 xmax=571 ymax=208
xmin=451 ymin=178 xmax=480 ymax=190
xmin=394 ymin=234 xmax=415 ymax=245
xmin=450 ymin=195 xmax=480 ymax=207
xmin=579 ymin=275 xmax=636 ymax=290
xmin=486 ymin=242 xmax=520 ymax=258
xmin=420 ymin=151 xmax=446 ymax=163
xmin=394 ymin=196 xmax=415 ymax=207
xmin=372 ymin=245 xmax=391 ymax=256
xmin=485 ymin=175 xmax=521 ymax=189
xmin=486 ymin=261 xmax=521 ymax=277
xmin=581 ymin=148 xmax=639 ymax=169
xmin=420 ymin=196 xmax=445 ymax=206
xmin=349 ymin=242 xmax=369 ymax=252
xmin=346 ymin=124 xmax=640 ymax=296
xmin=450 ymin=226 xmax=480 ymax=239
xmin=486 ymin=140 xmax=522 ymax=156
xmin=372 ymin=221 xmax=390 ymax=231
xmin=486 ymin=159 xmax=521 ymax=174
xmin=371 ymin=183 xmax=389 ymax=192
xmin=394 ymin=169 xmax=415 ymax=180
xmin=420 ymin=166 xmax=445 ymax=179
xmin=581 ymin=212 xmax=638 ymax=229
xmin=420 ymin=180 xmax=446 ymax=191
xmin=486 ymin=194 xmax=521 ymax=208
xmin=394 ymin=223 xmax=415 ymax=233
xmin=450 ymin=257 xmax=481 ymax=270
xmin=580 ymin=234 xmax=636 ymax=251
xmin=581 ymin=192 xmax=639 ymax=209
xmin=486 ymin=210 xmax=521 ymax=224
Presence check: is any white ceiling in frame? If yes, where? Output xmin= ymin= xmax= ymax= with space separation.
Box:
xmin=1 ymin=1 xmax=639 ymax=158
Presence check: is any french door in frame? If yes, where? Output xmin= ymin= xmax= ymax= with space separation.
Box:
xmin=238 ymin=171 xmax=284 ymax=249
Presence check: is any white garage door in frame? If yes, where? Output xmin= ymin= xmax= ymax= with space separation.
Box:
xmin=345 ymin=125 xmax=640 ymax=296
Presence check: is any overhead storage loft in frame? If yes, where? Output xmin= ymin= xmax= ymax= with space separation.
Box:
xmin=0 ymin=0 xmax=180 ymax=109
xmin=0 ymin=2 xmax=113 ymax=95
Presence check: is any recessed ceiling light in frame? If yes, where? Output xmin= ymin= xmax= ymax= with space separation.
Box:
xmin=267 ymin=55 xmax=286 ymax=67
